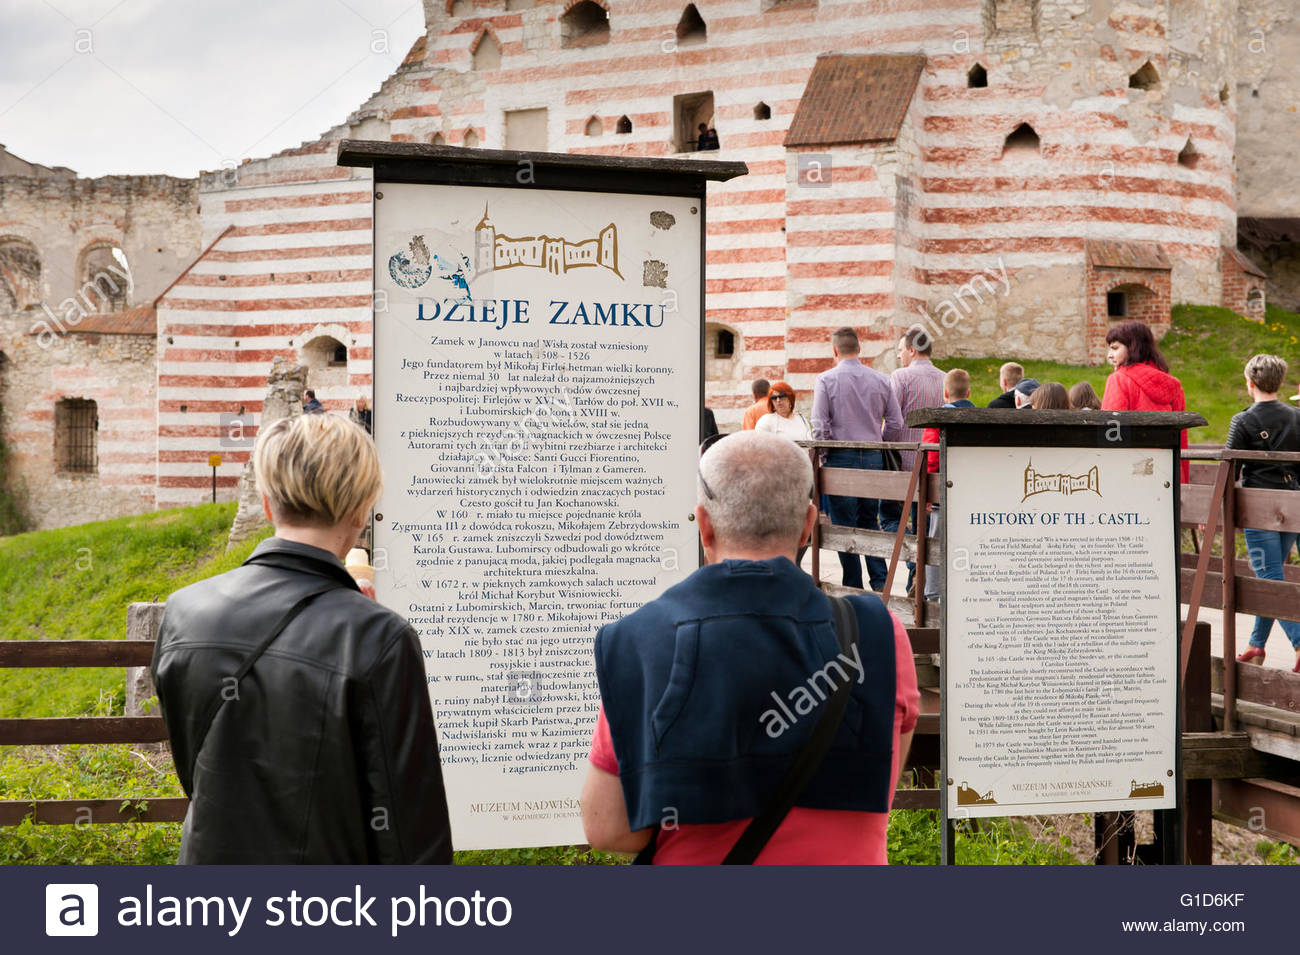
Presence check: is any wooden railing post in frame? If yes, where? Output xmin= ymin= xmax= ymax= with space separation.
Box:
xmin=125 ymin=603 xmax=165 ymax=717
xmin=1182 ymin=621 xmax=1213 ymax=864
xmin=1180 ymin=460 xmax=1231 ymax=690
xmin=1221 ymin=475 xmax=1238 ymax=733
xmin=810 ymin=452 xmax=821 ymax=586
xmin=883 ymin=453 xmax=924 ymax=599
xmin=913 ymin=459 xmax=930 ymax=626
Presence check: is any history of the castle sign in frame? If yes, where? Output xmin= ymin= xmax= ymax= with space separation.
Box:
xmin=944 ymin=446 xmax=1178 ymax=818
xmin=373 ymin=182 xmax=701 ymax=849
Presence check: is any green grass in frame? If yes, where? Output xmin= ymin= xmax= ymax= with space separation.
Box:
xmin=0 ymin=501 xmax=272 ymax=719
xmin=942 ymin=303 xmax=1300 ymax=444
xmin=887 ymin=809 xmax=1080 ymax=865
xmin=0 ymin=745 xmax=184 ymax=864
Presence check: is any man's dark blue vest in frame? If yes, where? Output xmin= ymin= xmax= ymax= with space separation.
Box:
xmin=594 ymin=557 xmax=897 ymax=831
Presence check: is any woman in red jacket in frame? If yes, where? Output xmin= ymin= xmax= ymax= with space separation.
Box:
xmin=1101 ymin=320 xmax=1190 ymax=483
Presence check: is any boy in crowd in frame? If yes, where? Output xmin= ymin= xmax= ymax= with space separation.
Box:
xmin=987 ymin=362 xmax=1023 ymax=409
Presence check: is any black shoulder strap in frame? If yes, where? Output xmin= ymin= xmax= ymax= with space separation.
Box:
xmin=632 ymin=596 xmax=859 ymax=866
xmin=721 ymin=594 xmax=858 ymax=865
xmin=190 ymin=585 xmax=338 ymax=757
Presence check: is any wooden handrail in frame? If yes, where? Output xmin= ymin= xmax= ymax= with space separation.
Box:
xmin=0 ymin=640 xmax=155 ymax=668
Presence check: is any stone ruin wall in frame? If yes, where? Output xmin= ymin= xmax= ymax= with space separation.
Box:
xmin=0 ymin=172 xmax=200 ymax=528
xmin=0 ymin=322 xmax=158 ymax=530
xmin=1235 ymin=0 xmax=1299 ymax=219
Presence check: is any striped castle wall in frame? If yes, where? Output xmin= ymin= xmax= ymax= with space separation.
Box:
xmin=154 ymin=150 xmax=375 ymax=509
xmin=156 ymin=0 xmax=1243 ymax=503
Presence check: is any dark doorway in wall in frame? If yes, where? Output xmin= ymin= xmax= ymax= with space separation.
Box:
xmin=1107 ymin=290 xmax=1127 ymax=318
xmin=968 ymin=63 xmax=988 ymax=88
xmin=674 ymin=90 xmax=715 ymax=152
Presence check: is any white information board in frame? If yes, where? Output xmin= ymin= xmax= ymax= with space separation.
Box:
xmin=944 ymin=445 xmax=1178 ymax=818
xmin=373 ymin=181 xmax=701 ymax=848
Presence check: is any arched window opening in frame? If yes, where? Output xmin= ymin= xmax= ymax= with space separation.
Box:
xmin=55 ymin=397 xmax=98 ymax=475
xmin=585 ymin=115 xmax=603 ymax=137
xmin=301 ymin=336 xmax=349 ymax=389
xmin=1129 ymin=61 xmax=1159 ymax=91
xmin=616 ymin=115 xmax=632 ymax=134
xmin=472 ymin=31 xmax=501 ymax=71
xmin=463 ymin=127 xmax=480 ymax=147
xmin=704 ymin=322 xmax=742 ymax=383
xmin=676 ymin=4 xmax=706 ymax=45
xmin=561 ymin=1 xmax=610 ymax=48
xmin=1246 ymin=288 xmax=1265 ymax=318
xmin=968 ymin=63 xmax=988 ymax=88
xmin=753 ymin=102 xmax=771 ymax=121
xmin=1001 ymin=122 xmax=1040 ymax=158
xmin=1177 ymin=138 xmax=1199 ymax=169
xmin=431 ymin=132 xmax=446 ymax=145
xmin=450 ymin=0 xmax=472 ymax=14
xmin=78 ymin=242 xmax=129 ymax=312
xmin=0 ymin=237 xmax=41 ymax=311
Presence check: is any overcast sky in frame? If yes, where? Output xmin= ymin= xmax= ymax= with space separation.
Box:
xmin=0 ymin=0 xmax=425 ymax=178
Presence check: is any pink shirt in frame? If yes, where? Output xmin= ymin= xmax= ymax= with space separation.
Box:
xmin=588 ymin=611 xmax=920 ymax=864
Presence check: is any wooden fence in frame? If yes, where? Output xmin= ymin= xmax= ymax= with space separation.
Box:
xmin=0 ymin=612 xmax=187 ymax=825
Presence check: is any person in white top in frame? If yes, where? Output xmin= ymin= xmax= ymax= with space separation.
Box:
xmin=754 ymin=380 xmax=810 ymax=441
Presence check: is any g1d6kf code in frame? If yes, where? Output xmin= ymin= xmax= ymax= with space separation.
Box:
xmin=1180 ymin=893 xmax=1245 ymax=907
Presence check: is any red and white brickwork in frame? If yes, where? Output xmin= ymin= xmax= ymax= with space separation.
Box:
xmin=155 ymin=155 xmax=375 ymax=508
xmin=153 ymin=0 xmax=1260 ymax=504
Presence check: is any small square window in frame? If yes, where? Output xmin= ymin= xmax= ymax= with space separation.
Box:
xmin=1107 ymin=291 xmax=1127 ymax=318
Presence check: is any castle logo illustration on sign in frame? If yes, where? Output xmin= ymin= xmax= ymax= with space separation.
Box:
xmin=1021 ymin=460 xmax=1101 ymax=502
xmin=475 ymin=205 xmax=621 ymax=279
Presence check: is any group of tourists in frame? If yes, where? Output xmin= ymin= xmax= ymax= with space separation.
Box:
xmin=743 ymin=319 xmax=1296 ymax=672
xmin=148 ymin=319 xmax=1298 ymax=868
xmin=151 ymin=410 xmax=917 ymax=865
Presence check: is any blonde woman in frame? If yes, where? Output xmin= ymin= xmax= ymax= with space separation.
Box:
xmin=153 ymin=413 xmax=451 ymax=863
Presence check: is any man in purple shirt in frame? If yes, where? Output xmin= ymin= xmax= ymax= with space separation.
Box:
xmin=881 ymin=327 xmax=946 ymax=592
xmin=811 ymin=327 xmax=905 ymax=591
